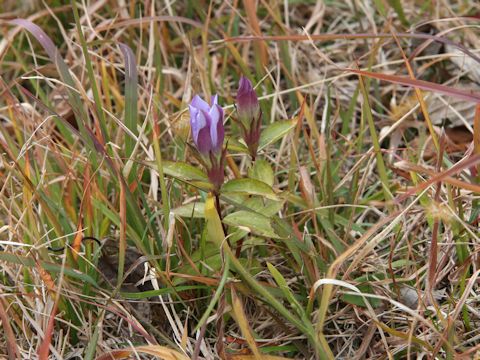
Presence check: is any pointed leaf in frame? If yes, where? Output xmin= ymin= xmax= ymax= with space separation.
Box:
xmin=267 ymin=262 xmax=306 ymax=318
xmin=162 ymin=161 xmax=209 ymax=181
xmin=259 ymin=119 xmax=297 ymax=150
xmin=119 ymin=43 xmax=138 ymax=158
xmin=204 ymin=193 xmax=225 ymax=246
xmin=222 ymin=178 xmax=277 ymax=200
xmin=173 ymin=202 xmax=205 ymax=218
xmin=231 ymin=289 xmax=262 ymax=360
xmin=248 ymin=159 xmax=274 ymax=186
xmin=223 ymin=210 xmax=280 ymax=238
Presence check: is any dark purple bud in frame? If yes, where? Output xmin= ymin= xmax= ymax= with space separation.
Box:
xmin=236 ymin=76 xmax=260 ymax=126
xmin=189 ymin=95 xmax=225 ymax=154
xmin=236 ymin=77 xmax=262 ymax=159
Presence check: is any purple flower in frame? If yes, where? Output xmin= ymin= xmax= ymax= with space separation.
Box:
xmin=236 ymin=76 xmax=260 ymax=125
xmin=189 ymin=95 xmax=225 ymax=154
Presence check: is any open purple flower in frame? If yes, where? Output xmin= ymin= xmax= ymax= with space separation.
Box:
xmin=188 ymin=94 xmax=226 ymax=192
xmin=189 ymin=95 xmax=224 ymax=154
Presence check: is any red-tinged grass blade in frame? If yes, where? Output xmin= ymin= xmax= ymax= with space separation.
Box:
xmin=396 ymin=153 xmax=480 ymax=203
xmin=118 ymin=182 xmax=127 ymax=288
xmin=346 ymin=68 xmax=480 ymax=103
xmin=119 ymin=43 xmax=138 ymax=162
xmin=37 ymin=300 xmax=58 ymax=360
xmin=222 ymin=32 xmax=480 ymax=65
xmin=394 ymin=161 xmax=480 ymax=193
xmin=474 ymin=104 xmax=480 ymax=155
xmin=9 ymin=19 xmax=58 ymax=60
xmin=0 ymin=299 xmax=19 ymax=360
xmin=95 ymin=346 xmax=189 ymax=360
xmin=243 ymin=0 xmax=268 ymax=68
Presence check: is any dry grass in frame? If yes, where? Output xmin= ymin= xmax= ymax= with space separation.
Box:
xmin=1 ymin=1 xmax=480 ymax=359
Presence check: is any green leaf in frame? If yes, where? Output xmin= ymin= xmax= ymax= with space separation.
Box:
xmin=372 ymin=0 xmax=387 ymax=17
xmin=162 ymin=161 xmax=209 ymax=182
xmin=223 ymin=210 xmax=280 ymax=238
xmin=341 ymin=286 xmax=382 ymax=308
xmin=121 ymin=285 xmax=206 ymax=299
xmin=173 ymin=202 xmax=205 ymax=218
xmin=227 ymin=137 xmax=249 ymax=153
xmin=259 ymin=119 xmax=297 ymax=150
xmin=248 ymin=159 xmax=274 ymax=187
xmin=242 ymin=197 xmax=284 ymax=217
xmin=267 ymin=262 xmax=306 ymax=319
xmin=221 ymin=178 xmax=278 ymax=200
xmin=119 ymin=43 xmax=139 ymax=159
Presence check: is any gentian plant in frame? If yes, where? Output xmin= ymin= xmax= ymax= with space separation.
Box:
xmin=236 ymin=76 xmax=262 ymax=160
xmin=189 ymin=94 xmax=226 ymax=193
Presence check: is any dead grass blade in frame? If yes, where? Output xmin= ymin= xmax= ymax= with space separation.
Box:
xmin=231 ymin=288 xmax=262 ymax=360
xmin=315 ymin=208 xmax=402 ymax=332
xmin=229 ymin=356 xmax=294 ymax=360
xmin=93 ymin=16 xmax=203 ymax=33
xmin=374 ymin=321 xmax=434 ymax=352
xmin=390 ymin=29 xmax=439 ymax=151
xmin=222 ymin=32 xmax=480 ymax=65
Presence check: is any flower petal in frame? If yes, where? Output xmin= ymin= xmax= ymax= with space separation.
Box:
xmin=211 ymin=94 xmax=218 ymax=106
xmin=238 ymin=76 xmax=253 ymax=94
xmin=215 ymin=119 xmax=225 ymax=153
xmin=197 ymin=110 xmax=213 ymax=153
xmin=191 ymin=95 xmax=210 ymax=113
xmin=189 ymin=104 xmax=206 ymax=145
xmin=196 ymin=125 xmax=213 ymax=153
xmin=210 ymin=104 xmax=224 ymax=152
